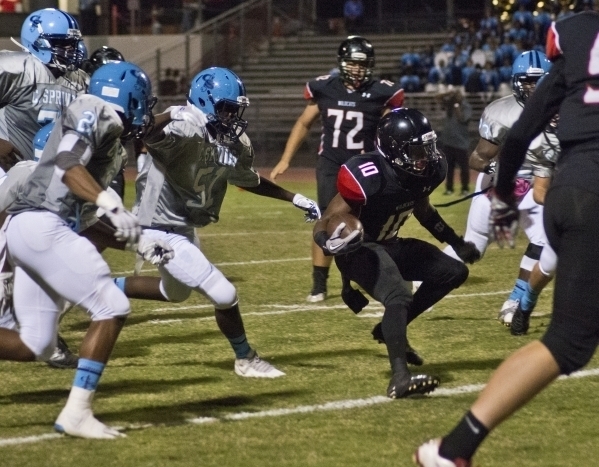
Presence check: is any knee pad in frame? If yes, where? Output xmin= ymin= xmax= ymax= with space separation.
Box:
xmin=20 ymin=326 xmax=57 ymax=361
xmin=89 ymin=280 xmax=130 ymax=321
xmin=541 ymin=313 xmax=599 ymax=375
xmin=200 ymin=266 xmax=237 ymax=309
xmin=445 ymin=261 xmax=470 ymax=289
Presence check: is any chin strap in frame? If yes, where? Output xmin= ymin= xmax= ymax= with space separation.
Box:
xmin=10 ymin=37 xmax=29 ymax=53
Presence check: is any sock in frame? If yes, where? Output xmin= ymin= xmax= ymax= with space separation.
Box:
xmin=114 ymin=277 xmax=126 ymax=293
xmin=439 ymin=411 xmax=489 ymax=462
xmin=73 ymin=358 xmax=105 ymax=391
xmin=229 ymin=334 xmax=251 ymax=359
xmin=520 ymin=282 xmax=539 ymax=314
xmin=311 ymin=266 xmax=329 ymax=294
xmin=508 ymin=278 xmax=527 ymax=302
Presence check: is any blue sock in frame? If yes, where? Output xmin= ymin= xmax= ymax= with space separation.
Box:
xmin=229 ymin=334 xmax=251 ymax=359
xmin=508 ymin=278 xmax=527 ymax=302
xmin=520 ymin=283 xmax=539 ymax=314
xmin=73 ymin=358 xmax=105 ymax=391
xmin=114 ymin=277 xmax=126 ymax=292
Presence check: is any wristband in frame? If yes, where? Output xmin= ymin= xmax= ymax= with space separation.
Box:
xmin=96 ymin=190 xmax=122 ymax=212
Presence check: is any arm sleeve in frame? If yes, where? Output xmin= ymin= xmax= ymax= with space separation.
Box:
xmin=495 ymin=57 xmax=567 ymax=199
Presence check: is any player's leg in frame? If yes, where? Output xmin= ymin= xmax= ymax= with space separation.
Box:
xmin=443 ymin=146 xmax=456 ymax=194
xmin=456 ymin=147 xmax=470 ymax=194
xmin=307 ymin=157 xmax=339 ymax=302
xmin=145 ymin=229 xmax=284 ymax=378
xmin=336 ymin=243 xmax=439 ymax=398
xmin=415 ymin=185 xmax=599 ymax=466
xmin=511 ymin=243 xmax=556 ymax=335
xmin=7 ymin=212 xmax=130 ymax=439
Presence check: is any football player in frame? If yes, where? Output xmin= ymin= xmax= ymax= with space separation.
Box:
xmin=442 ymin=50 xmax=553 ymax=326
xmin=0 ymin=61 xmax=155 ymax=439
xmin=0 ymin=8 xmax=89 ymax=367
xmin=415 ymin=10 xmax=599 ymax=466
xmin=128 ymin=67 xmax=319 ymax=378
xmin=270 ymin=36 xmax=405 ymax=303
xmin=312 ymin=108 xmax=480 ymax=398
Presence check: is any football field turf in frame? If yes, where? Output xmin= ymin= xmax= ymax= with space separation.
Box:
xmin=1 ymin=176 xmax=597 ymax=467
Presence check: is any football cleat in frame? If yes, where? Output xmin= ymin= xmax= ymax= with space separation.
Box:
xmin=497 ymin=299 xmax=519 ymax=327
xmin=510 ymin=306 xmax=531 ymax=336
xmin=387 ymin=373 xmax=439 ymax=399
xmin=55 ymin=407 xmax=125 ymax=439
xmin=413 ymin=439 xmax=471 ymax=467
xmin=371 ymin=323 xmax=424 ymax=366
xmin=306 ymin=292 xmax=326 ymax=303
xmin=234 ymin=349 xmax=285 ymax=378
xmin=47 ymin=335 xmax=79 ymax=369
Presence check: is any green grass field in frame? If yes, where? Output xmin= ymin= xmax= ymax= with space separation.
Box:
xmin=1 ymin=177 xmax=598 ymax=467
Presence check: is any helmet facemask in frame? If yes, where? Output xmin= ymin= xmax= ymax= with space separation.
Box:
xmin=339 ymin=57 xmax=374 ymax=89
xmin=205 ymin=95 xmax=250 ymax=143
xmin=35 ymin=32 xmax=84 ymax=71
xmin=121 ymin=94 xmax=157 ymax=141
xmin=512 ymin=72 xmax=543 ymax=104
xmin=380 ymin=130 xmax=440 ymax=176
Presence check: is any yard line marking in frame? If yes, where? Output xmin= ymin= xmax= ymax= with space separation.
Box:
xmin=113 ymin=257 xmax=312 ymax=276
xmin=2 ymin=368 xmax=598 ymax=446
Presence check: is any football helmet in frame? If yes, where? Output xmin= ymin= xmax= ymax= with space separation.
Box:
xmin=89 ymin=61 xmax=156 ymax=140
xmin=337 ymin=36 xmax=375 ymax=89
xmin=188 ymin=67 xmax=249 ymax=142
xmin=33 ymin=122 xmax=55 ymax=162
xmin=83 ymin=46 xmax=125 ymax=75
xmin=20 ymin=8 xmax=84 ymax=70
xmin=376 ymin=108 xmax=441 ymax=176
xmin=512 ymin=51 xmax=551 ymax=104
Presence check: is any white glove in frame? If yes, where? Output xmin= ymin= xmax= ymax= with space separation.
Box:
xmin=169 ymin=104 xmax=207 ymax=128
xmin=96 ymin=191 xmax=141 ymax=249
xmin=136 ymin=236 xmax=174 ymax=265
xmin=324 ymin=223 xmax=363 ymax=255
xmin=292 ymin=193 xmax=321 ymax=222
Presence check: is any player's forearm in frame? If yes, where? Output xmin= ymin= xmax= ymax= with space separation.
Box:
xmin=79 ymin=218 xmax=124 ymax=250
xmin=243 ymin=176 xmax=295 ymax=202
xmin=62 ymin=165 xmax=105 ymax=204
xmin=280 ymin=121 xmax=310 ymax=163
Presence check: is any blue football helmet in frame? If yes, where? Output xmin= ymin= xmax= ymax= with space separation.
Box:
xmin=20 ymin=8 xmax=84 ymax=70
xmin=512 ymin=51 xmax=551 ymax=104
xmin=89 ymin=61 xmax=156 ymax=139
xmin=188 ymin=67 xmax=249 ymax=141
xmin=33 ymin=122 xmax=55 ymax=162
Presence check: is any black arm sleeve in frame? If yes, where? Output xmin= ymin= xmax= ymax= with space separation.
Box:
xmin=419 ymin=208 xmax=462 ymax=246
xmin=495 ymin=57 xmax=567 ymax=199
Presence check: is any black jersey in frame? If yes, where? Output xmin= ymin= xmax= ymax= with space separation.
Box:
xmin=336 ymin=152 xmax=446 ymax=242
xmin=305 ymin=75 xmax=404 ymax=165
xmin=547 ymin=12 xmax=599 ymax=146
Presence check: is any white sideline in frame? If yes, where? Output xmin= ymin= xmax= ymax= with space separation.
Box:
xmin=1 ymin=368 xmax=598 ymax=447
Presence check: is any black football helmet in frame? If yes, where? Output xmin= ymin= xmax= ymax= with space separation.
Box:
xmin=376 ymin=108 xmax=441 ymax=176
xmin=82 ymin=46 xmax=125 ymax=75
xmin=337 ymin=36 xmax=375 ymax=89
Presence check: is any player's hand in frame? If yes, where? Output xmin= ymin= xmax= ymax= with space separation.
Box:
xmin=136 ymin=236 xmax=174 ymax=265
xmin=489 ymin=193 xmax=519 ymax=248
xmin=169 ymin=104 xmax=206 ymax=128
xmin=292 ymin=193 xmax=321 ymax=222
xmin=452 ymin=237 xmax=481 ymax=264
xmin=270 ymin=161 xmax=289 ymax=181
xmin=104 ymin=207 xmax=141 ymax=249
xmin=324 ymin=223 xmax=362 ymax=256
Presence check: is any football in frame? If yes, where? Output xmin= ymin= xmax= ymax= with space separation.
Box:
xmin=326 ymin=212 xmax=364 ymax=242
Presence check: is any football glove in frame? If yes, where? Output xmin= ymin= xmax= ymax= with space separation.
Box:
xmin=452 ymin=237 xmax=481 ymax=264
xmin=323 ymin=223 xmax=363 ymax=256
xmin=292 ymin=194 xmax=321 ymax=222
xmin=96 ymin=190 xmax=141 ymax=249
xmin=489 ymin=193 xmax=519 ymax=248
xmin=136 ymin=236 xmax=175 ymax=265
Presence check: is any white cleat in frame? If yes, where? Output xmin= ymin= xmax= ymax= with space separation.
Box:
xmin=235 ymin=350 xmax=285 ymax=378
xmin=498 ymin=299 xmax=519 ymax=327
xmin=54 ymin=407 xmax=125 ymax=439
xmin=413 ymin=439 xmax=471 ymax=467
xmin=306 ymin=292 xmax=326 ymax=302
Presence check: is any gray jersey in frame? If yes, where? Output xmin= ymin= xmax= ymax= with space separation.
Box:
xmin=478 ymin=94 xmax=560 ymax=179
xmin=0 ymin=160 xmax=36 ymax=212
xmin=136 ymin=113 xmax=260 ymax=229
xmin=8 ymin=94 xmax=126 ymax=231
xmin=0 ymin=51 xmax=88 ymax=160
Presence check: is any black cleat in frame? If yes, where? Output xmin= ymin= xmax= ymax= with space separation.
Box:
xmin=510 ymin=306 xmax=530 ymax=336
xmin=387 ymin=373 xmax=440 ymax=399
xmin=371 ymin=323 xmax=424 ymax=366
xmin=47 ymin=335 xmax=79 ymax=369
